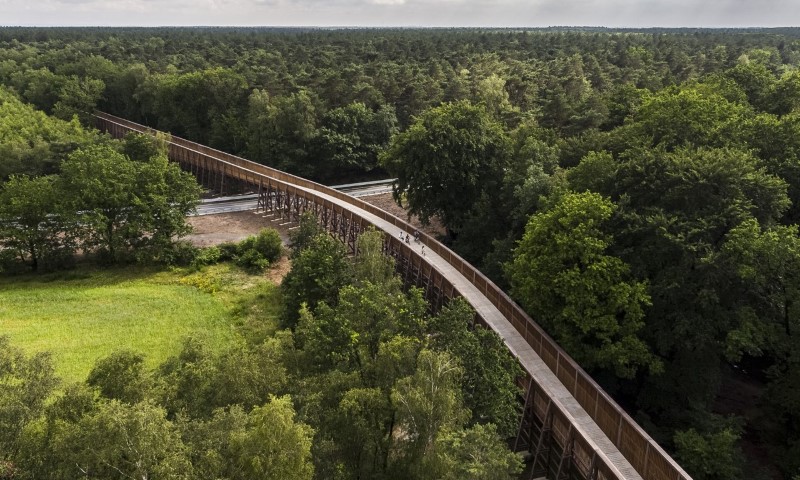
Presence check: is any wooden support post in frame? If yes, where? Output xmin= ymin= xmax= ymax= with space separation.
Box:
xmin=587 ymin=452 xmax=598 ymax=480
xmin=530 ymin=398 xmax=553 ymax=478
xmin=555 ymin=424 xmax=574 ymax=480
xmin=514 ymin=378 xmax=534 ymax=452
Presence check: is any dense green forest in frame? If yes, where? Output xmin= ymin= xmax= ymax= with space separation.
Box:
xmin=3 ymin=26 xmax=800 ymax=479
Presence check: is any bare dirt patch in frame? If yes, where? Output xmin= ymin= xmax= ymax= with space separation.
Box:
xmin=185 ymin=211 xmax=293 ymax=247
xmin=360 ymin=193 xmax=446 ymax=238
xmin=183 ymin=195 xmax=444 ymax=285
xmin=185 ymin=211 xmax=296 ymax=284
xmin=185 ymin=194 xmax=446 ymax=248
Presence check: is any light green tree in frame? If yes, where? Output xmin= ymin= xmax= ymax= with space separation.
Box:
xmin=0 ymin=336 xmax=59 ymax=459
xmin=229 ymin=395 xmax=314 ymax=480
xmin=391 ymin=350 xmax=468 ymax=465
xmin=508 ymin=191 xmax=659 ymax=378
xmin=432 ymin=423 xmax=523 ymax=480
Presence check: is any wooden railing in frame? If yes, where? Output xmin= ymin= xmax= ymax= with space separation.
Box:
xmin=95 ymin=112 xmax=692 ymax=480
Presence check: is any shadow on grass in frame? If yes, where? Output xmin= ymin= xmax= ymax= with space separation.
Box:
xmin=0 ymin=263 xmax=174 ymax=288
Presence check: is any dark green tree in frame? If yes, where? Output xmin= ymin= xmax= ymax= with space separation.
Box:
xmin=281 ymin=233 xmax=351 ymax=328
xmin=0 ymin=175 xmax=76 ymax=271
xmin=86 ymin=350 xmax=150 ymax=404
xmin=381 ymin=100 xmax=510 ymax=236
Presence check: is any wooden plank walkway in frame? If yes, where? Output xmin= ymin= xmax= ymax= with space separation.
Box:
xmin=94 ymin=111 xmax=693 ymax=480
xmin=289 ymin=182 xmax=644 ymax=480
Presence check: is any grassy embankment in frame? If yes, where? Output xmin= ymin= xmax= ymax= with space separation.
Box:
xmin=0 ymin=264 xmax=282 ymax=385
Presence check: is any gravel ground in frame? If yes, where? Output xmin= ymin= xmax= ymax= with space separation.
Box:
xmin=360 ymin=193 xmax=446 ymax=237
xmin=184 ymin=193 xmax=445 ymax=248
xmin=184 ymin=210 xmax=293 ymax=247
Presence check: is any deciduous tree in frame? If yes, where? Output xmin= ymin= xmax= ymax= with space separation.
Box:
xmin=381 ymin=100 xmax=510 ymax=236
xmin=508 ymin=191 xmax=659 ymax=379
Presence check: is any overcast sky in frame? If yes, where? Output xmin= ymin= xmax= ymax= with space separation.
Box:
xmin=0 ymin=0 xmax=798 ymax=28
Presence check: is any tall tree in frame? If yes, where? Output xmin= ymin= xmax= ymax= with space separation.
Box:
xmin=508 ymin=191 xmax=659 ymax=379
xmin=0 ymin=175 xmax=76 ymax=271
xmin=381 ymin=100 xmax=510 ymax=236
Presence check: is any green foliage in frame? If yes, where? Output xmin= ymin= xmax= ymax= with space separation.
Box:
xmin=0 ymin=86 xmax=97 ymax=179
xmin=52 ymin=75 xmax=105 ymax=123
xmin=0 ymin=336 xmax=59 ymax=458
xmin=381 ymin=100 xmax=510 ymax=233
xmin=121 ymin=131 xmax=169 ymax=163
xmin=289 ymin=211 xmax=324 ymax=258
xmin=246 ymin=89 xmax=319 ymax=177
xmin=0 ymin=175 xmax=77 ymax=271
xmin=234 ymin=228 xmax=284 ymax=272
xmin=509 ymin=191 xmax=659 ymax=378
xmin=391 ymin=349 xmax=468 ymax=469
xmin=353 ymin=227 xmax=394 ymax=286
xmin=148 ymin=68 xmax=249 ymax=152
xmin=86 ymin=350 xmax=150 ymax=404
xmin=315 ymin=102 xmax=398 ymax=179
xmin=428 ymin=298 xmax=522 ymax=436
xmin=157 ymin=336 xmax=288 ymax=418
xmin=59 ymin=144 xmax=200 ymax=263
xmin=431 ymin=423 xmax=523 ymax=480
xmin=673 ymin=428 xmax=743 ymax=480
xmin=189 ymin=245 xmax=222 ymax=269
xmin=35 ymin=399 xmax=192 ymax=480
xmin=628 ymin=84 xmax=751 ymax=150
xmin=282 ymin=233 xmax=351 ymax=328
xmin=228 ymin=396 xmax=314 ymax=480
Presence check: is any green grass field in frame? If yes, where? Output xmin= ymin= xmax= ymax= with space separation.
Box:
xmin=0 ymin=265 xmax=280 ymax=385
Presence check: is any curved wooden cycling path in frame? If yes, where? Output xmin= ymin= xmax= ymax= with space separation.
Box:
xmin=95 ymin=112 xmax=691 ymax=480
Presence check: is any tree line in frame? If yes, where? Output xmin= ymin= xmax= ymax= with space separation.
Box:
xmin=1 ymin=27 xmax=799 ymax=182
xmin=0 ymin=87 xmax=200 ymax=271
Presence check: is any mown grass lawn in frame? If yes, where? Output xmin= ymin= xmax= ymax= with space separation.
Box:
xmin=0 ymin=265 xmax=279 ymax=385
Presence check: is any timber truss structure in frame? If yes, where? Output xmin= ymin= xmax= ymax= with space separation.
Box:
xmin=95 ymin=112 xmax=692 ymax=480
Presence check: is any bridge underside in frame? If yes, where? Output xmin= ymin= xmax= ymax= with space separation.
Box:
xmin=96 ymin=112 xmax=691 ymax=480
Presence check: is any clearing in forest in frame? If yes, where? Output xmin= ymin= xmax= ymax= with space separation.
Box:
xmin=0 ymin=265 xmax=281 ymax=385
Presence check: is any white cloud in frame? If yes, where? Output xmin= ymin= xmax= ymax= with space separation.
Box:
xmin=0 ymin=0 xmax=798 ymax=26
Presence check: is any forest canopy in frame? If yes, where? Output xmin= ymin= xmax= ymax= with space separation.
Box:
xmin=2 ymin=26 xmax=800 ymax=479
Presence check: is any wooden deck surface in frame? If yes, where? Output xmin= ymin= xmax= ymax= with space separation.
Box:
xmin=294 ymin=182 xmax=645 ymax=480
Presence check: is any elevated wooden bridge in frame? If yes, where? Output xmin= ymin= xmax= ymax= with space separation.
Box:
xmin=95 ymin=112 xmax=692 ymax=480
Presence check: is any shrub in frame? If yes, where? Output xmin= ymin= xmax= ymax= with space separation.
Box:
xmin=158 ymin=240 xmax=200 ymax=267
xmin=190 ymin=246 xmax=222 ymax=270
xmin=232 ymin=229 xmax=284 ymax=273
xmin=0 ymin=249 xmax=24 ymax=275
xmin=248 ymin=229 xmax=284 ymax=264
xmin=217 ymin=242 xmax=239 ymax=261
xmin=235 ymin=248 xmax=271 ymax=272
